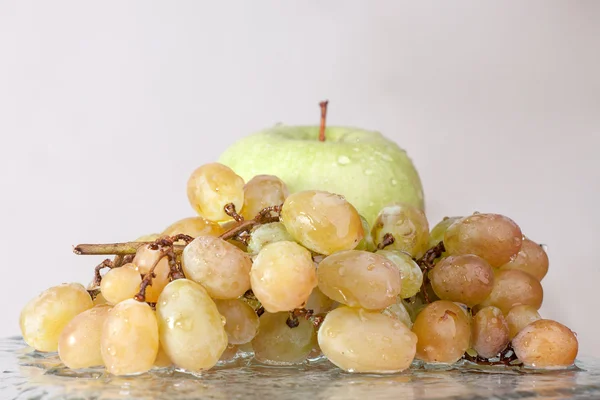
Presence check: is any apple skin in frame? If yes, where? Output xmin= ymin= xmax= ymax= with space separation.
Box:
xmin=218 ymin=125 xmax=424 ymax=224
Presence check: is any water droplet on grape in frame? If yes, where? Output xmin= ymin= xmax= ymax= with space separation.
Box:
xmin=364 ymin=169 xmax=374 ymax=176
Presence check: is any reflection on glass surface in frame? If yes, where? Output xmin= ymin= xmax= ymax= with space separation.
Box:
xmin=2 ymin=337 xmax=598 ymax=400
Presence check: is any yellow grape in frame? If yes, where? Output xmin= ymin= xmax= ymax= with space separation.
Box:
xmin=444 ymin=213 xmax=523 ymax=267
xmin=20 ymin=283 xmax=93 ymax=352
xmin=250 ymin=241 xmax=317 ymax=312
xmin=506 ymin=305 xmax=541 ymax=339
xmin=182 ymin=235 xmax=252 ymax=299
xmin=100 ymin=264 xmax=142 ymax=305
xmin=471 ymin=306 xmax=509 ymax=358
xmin=318 ymin=307 xmax=417 ymax=373
xmin=371 ymin=203 xmax=430 ymax=258
xmin=163 ymin=216 xmax=224 ymax=238
xmin=92 ymin=292 xmax=109 ymax=306
xmin=429 ymin=254 xmax=495 ymax=307
xmin=241 ymin=174 xmax=289 ymax=220
xmin=429 ymin=216 xmax=461 ymax=248
xmin=133 ymin=244 xmax=170 ymax=275
xmin=58 ymin=305 xmax=111 ymax=369
xmin=101 ymin=299 xmax=158 ymax=375
xmin=376 ymin=249 xmax=423 ymax=299
xmin=154 ymin=343 xmax=172 ymax=368
xmin=215 ymin=299 xmax=260 ymax=345
xmin=142 ymin=262 xmax=171 ymax=303
xmin=500 ymin=237 xmax=549 ymax=281
xmin=280 ymin=190 xmax=364 ymax=255
xmin=156 ymin=279 xmax=228 ymax=372
xmin=412 ymin=300 xmax=471 ymax=364
xmin=382 ymin=299 xmax=413 ymax=329
xmin=187 ymin=162 xmax=245 ymax=222
xmin=317 ymin=250 xmax=401 ymax=310
xmin=512 ymin=319 xmax=578 ymax=369
xmin=252 ymin=312 xmax=316 ymax=365
xmin=304 ymin=287 xmax=335 ymax=314
xmin=247 ymin=222 xmax=294 ymax=254
xmin=479 ymin=269 xmax=543 ymax=314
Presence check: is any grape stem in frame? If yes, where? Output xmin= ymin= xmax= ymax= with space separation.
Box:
xmin=414 ymin=241 xmax=446 ymax=303
xmin=219 ymin=204 xmax=283 ymax=241
xmin=318 ymin=100 xmax=329 ymax=142
xmin=73 ymin=242 xmax=187 ymax=256
xmin=462 ymin=343 xmax=521 ymax=366
xmin=93 ymin=259 xmax=115 ymax=287
xmin=377 ymin=233 xmax=396 ymax=250
xmin=224 ymin=203 xmax=244 ymax=222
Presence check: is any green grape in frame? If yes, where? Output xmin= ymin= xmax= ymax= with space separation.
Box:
xmin=506 ymin=305 xmax=541 ymax=339
xmin=58 ymin=305 xmax=111 ymax=369
xmin=247 ymin=222 xmax=294 ymax=254
xmin=479 ymin=269 xmax=543 ymax=314
xmin=512 ymin=319 xmax=578 ymax=369
xmin=371 ymin=203 xmax=430 ymax=258
xmin=20 ymin=283 xmax=93 ymax=352
xmin=444 ymin=213 xmax=523 ymax=267
xmin=101 ymin=299 xmax=158 ymax=375
xmin=182 ymin=235 xmax=253 ymax=299
xmin=250 ymin=241 xmax=316 ymax=312
xmin=428 ymin=216 xmax=461 ymax=247
xmin=214 ymin=299 xmax=260 ymax=345
xmin=471 ymin=306 xmax=509 ymax=358
xmin=382 ymin=299 xmax=413 ymax=329
xmin=280 ymin=190 xmax=364 ymax=255
xmin=240 ymin=174 xmax=289 ymax=220
xmin=500 ymin=237 xmax=549 ymax=281
xmin=156 ymin=279 xmax=228 ymax=372
xmin=355 ymin=215 xmax=375 ymax=251
xmin=429 ymin=254 xmax=494 ymax=307
xmin=304 ymin=286 xmax=336 ymax=314
xmin=317 ymin=250 xmax=401 ymax=310
xmin=412 ymin=300 xmax=471 ymax=364
xmin=376 ymin=249 xmax=423 ymax=299
xmin=187 ymin=162 xmax=245 ymax=222
xmin=318 ymin=306 xmax=417 ymax=373
xmin=252 ymin=312 xmax=316 ymax=365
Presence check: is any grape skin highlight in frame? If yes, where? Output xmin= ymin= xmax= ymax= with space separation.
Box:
xmin=371 ymin=203 xmax=430 ymax=258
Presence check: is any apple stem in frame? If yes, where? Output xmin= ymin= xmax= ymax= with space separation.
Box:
xmin=318 ymin=100 xmax=329 ymax=142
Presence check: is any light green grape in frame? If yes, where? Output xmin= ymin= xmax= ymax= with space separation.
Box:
xmin=371 ymin=203 xmax=430 ymax=258
xmin=381 ymin=299 xmax=413 ymax=329
xmin=376 ymin=249 xmax=423 ymax=298
xmin=428 ymin=216 xmax=461 ymax=247
xmin=247 ymin=222 xmax=294 ymax=254
xmin=355 ymin=215 xmax=375 ymax=251
xmin=252 ymin=312 xmax=316 ymax=365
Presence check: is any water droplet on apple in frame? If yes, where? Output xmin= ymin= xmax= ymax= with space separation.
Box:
xmin=337 ymin=155 xmax=351 ymax=165
xmin=364 ymin=169 xmax=374 ymax=176
xmin=391 ymin=179 xmax=397 ymax=186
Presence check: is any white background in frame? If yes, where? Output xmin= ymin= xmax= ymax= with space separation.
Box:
xmin=1 ymin=2 xmax=599 ymax=357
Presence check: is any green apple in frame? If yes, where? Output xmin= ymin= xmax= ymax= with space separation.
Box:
xmin=218 ymin=125 xmax=424 ymax=224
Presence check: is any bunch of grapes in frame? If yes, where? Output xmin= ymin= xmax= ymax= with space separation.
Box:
xmin=19 ymin=162 xmax=578 ymax=376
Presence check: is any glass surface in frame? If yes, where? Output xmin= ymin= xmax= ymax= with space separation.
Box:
xmin=2 ymin=336 xmax=599 ymax=400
